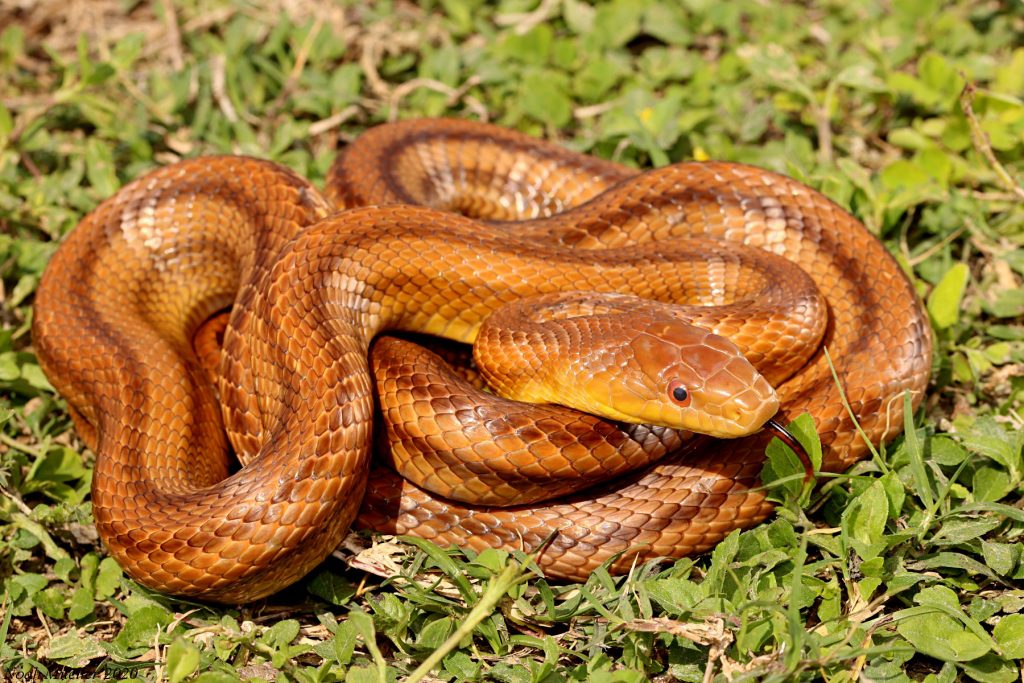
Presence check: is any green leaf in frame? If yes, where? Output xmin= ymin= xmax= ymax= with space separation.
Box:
xmin=53 ymin=556 xmax=77 ymax=583
xmin=705 ymin=529 xmax=741 ymax=593
xmin=895 ymin=605 xmax=991 ymax=662
xmin=987 ymin=288 xmax=1024 ymax=318
xmin=889 ymin=126 xmax=936 ymax=150
xmin=993 ymin=48 xmax=1024 ymax=95
xmin=400 ymin=536 xmax=475 ymax=599
xmin=787 ymin=413 xmax=822 ymax=472
xmin=592 ymin=0 xmax=643 ymax=48
xmin=573 ymin=58 xmax=624 ymax=101
xmin=438 ymin=0 xmax=475 ymax=35
xmin=993 ymin=614 xmax=1024 ymax=659
xmin=970 ymin=597 xmax=1001 ymax=623
xmin=28 ymin=447 xmax=88 ymax=483
xmin=112 ymin=604 xmax=173 ymax=652
xmin=927 ymin=263 xmax=969 ymax=330
xmin=34 ymin=586 xmax=66 ymax=619
xmin=307 ymin=570 xmax=355 ymax=606
xmin=9 ymin=573 xmax=48 ymax=602
xmin=972 ymin=467 xmax=1012 ymax=503
xmin=494 ymin=24 xmax=553 ymax=65
xmin=562 ymin=0 xmax=596 ymax=34
xmin=8 ymin=275 xmax=40 ymax=312
xmin=415 ymin=616 xmax=455 ymax=650
xmin=981 ymin=541 xmax=1019 ymax=577
xmin=444 ymin=650 xmax=479 ymax=679
xmin=914 ymin=552 xmax=1005 ymax=583
xmin=930 ymin=437 xmax=969 ymax=466
xmin=67 ymin=586 xmax=95 ymax=621
xmin=333 ymin=619 xmax=357 ymax=666
xmin=641 ymin=5 xmax=689 ymax=46
xmin=958 ymin=653 xmax=1019 ymax=683
xmin=914 ymin=148 xmax=953 ymax=188
xmin=519 ymin=70 xmax=572 ymax=128
xmin=263 ymin=618 xmax=300 ymax=650
xmin=642 ymin=577 xmax=701 ymax=616
xmin=44 ymin=633 xmax=107 ymax=668
xmin=79 ymin=553 xmax=100 ymax=591
xmin=841 ymin=479 xmax=888 ymax=560
xmin=959 ymin=417 xmax=1022 ymax=477
xmin=879 ymin=470 xmax=907 ymax=520
xmin=932 ymin=517 xmax=1003 ymax=545
xmin=0 ymin=353 xmax=19 ymax=381
xmin=917 ymin=53 xmax=964 ymax=108
xmin=111 ymin=33 xmax=145 ymax=72
xmin=95 ymin=557 xmax=123 ymax=599
xmin=194 ymin=673 xmax=241 ymax=683
xmin=166 ymin=637 xmax=200 ymax=683
xmin=84 ymin=138 xmax=119 ymax=197
xmin=347 ymin=608 xmax=387 ymax=676
xmin=762 ymin=413 xmax=821 ymax=502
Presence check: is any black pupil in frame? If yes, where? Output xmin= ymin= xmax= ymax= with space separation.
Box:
xmin=672 ymin=386 xmax=688 ymax=402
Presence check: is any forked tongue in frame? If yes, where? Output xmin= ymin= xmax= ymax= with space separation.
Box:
xmin=764 ymin=418 xmax=814 ymax=484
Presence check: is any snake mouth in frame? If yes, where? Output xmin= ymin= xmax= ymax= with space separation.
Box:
xmin=764 ymin=418 xmax=815 ymax=484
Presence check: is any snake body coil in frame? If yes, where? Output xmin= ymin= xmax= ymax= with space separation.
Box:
xmin=32 ymin=119 xmax=932 ymax=602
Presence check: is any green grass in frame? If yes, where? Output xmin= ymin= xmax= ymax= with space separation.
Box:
xmin=2 ymin=0 xmax=1023 ymax=681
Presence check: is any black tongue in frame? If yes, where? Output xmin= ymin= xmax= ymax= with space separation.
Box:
xmin=765 ymin=418 xmax=814 ymax=484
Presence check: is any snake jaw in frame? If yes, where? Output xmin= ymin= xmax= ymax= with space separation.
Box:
xmin=568 ymin=337 xmax=779 ymax=440
xmin=685 ymin=386 xmax=779 ymax=439
xmin=610 ymin=321 xmax=780 ymax=439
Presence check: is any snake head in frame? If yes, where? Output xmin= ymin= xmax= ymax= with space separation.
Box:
xmin=576 ymin=318 xmax=779 ymax=439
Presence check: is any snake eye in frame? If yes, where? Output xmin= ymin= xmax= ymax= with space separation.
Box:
xmin=668 ymin=379 xmax=690 ymax=406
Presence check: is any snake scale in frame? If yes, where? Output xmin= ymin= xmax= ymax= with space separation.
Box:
xmin=32 ymin=118 xmax=932 ymax=602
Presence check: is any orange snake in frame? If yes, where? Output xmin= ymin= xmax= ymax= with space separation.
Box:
xmin=32 ymin=119 xmax=932 ymax=603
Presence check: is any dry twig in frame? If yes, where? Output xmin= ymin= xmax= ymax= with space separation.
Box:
xmin=960 ymin=80 xmax=1024 ymax=201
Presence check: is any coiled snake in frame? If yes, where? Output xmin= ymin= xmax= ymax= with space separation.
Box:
xmin=32 ymin=119 xmax=932 ymax=602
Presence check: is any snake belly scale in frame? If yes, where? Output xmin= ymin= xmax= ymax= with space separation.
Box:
xmin=32 ymin=119 xmax=932 ymax=602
